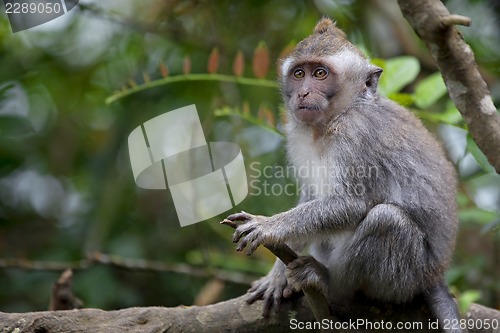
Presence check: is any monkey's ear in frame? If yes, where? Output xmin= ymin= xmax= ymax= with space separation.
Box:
xmin=366 ymin=66 xmax=383 ymax=94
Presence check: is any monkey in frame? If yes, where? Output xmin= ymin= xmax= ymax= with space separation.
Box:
xmin=223 ymin=18 xmax=462 ymax=332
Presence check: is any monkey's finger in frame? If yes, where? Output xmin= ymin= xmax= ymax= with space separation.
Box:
xmin=232 ymin=225 xmax=254 ymax=243
xmin=262 ymin=301 xmax=272 ymax=318
xmin=237 ymin=230 xmax=259 ymax=254
xmin=246 ymin=240 xmax=260 ymax=256
xmin=232 ymin=228 xmax=243 ymax=243
xmin=220 ymin=219 xmax=238 ymax=229
xmin=262 ymin=293 xmax=274 ymax=318
xmin=246 ymin=295 xmax=260 ymax=305
xmin=232 ymin=230 xmax=243 ymax=243
xmin=226 ymin=211 xmax=253 ymax=222
xmin=245 ymin=245 xmax=256 ymax=256
xmin=236 ymin=237 xmax=249 ymax=251
xmin=272 ymin=291 xmax=281 ymax=313
xmin=246 ymin=288 xmax=264 ymax=304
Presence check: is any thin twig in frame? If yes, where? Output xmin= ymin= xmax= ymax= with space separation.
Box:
xmin=440 ymin=14 xmax=471 ymax=27
xmin=0 ymin=252 xmax=256 ymax=285
xmin=106 ymin=73 xmax=277 ymax=104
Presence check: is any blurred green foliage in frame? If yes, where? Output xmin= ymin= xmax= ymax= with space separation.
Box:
xmin=0 ymin=0 xmax=498 ymax=313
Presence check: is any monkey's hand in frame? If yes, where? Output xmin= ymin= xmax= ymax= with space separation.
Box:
xmin=286 ymin=256 xmax=329 ymax=298
xmin=223 ymin=211 xmax=273 ymax=255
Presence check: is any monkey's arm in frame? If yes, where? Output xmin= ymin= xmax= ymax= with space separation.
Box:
xmin=224 ymin=195 xmax=368 ymax=255
xmin=222 ymin=216 xmax=333 ymax=318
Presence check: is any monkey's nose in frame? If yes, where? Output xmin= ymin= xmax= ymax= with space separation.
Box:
xmin=298 ymin=91 xmax=310 ymax=99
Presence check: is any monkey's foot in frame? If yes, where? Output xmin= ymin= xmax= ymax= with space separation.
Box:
xmin=286 ymin=256 xmax=329 ymax=298
xmin=246 ymin=268 xmax=299 ymax=317
xmin=222 ymin=211 xmax=272 ymax=255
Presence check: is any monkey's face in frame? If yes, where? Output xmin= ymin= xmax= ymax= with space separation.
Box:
xmin=280 ymin=18 xmax=383 ymax=128
xmin=283 ymin=62 xmax=337 ymax=125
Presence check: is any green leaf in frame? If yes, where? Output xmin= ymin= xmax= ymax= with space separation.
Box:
xmin=371 ymin=58 xmax=385 ymax=70
xmin=457 ymin=290 xmax=481 ymax=314
xmin=440 ymin=100 xmax=463 ymax=125
xmin=414 ymin=72 xmax=448 ymax=109
xmin=481 ymin=218 xmax=500 ymax=234
xmin=0 ymin=116 xmax=34 ymax=138
xmin=466 ymin=135 xmax=496 ymax=173
xmin=456 ymin=192 xmax=470 ymax=208
xmin=378 ymin=56 xmax=420 ymax=96
xmin=415 ymin=101 xmax=463 ymax=126
xmin=445 ymin=267 xmax=464 ymax=285
xmin=458 ymin=207 xmax=497 ymax=225
xmin=388 ymin=93 xmax=414 ymax=107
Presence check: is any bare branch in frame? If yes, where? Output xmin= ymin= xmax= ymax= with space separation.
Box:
xmin=398 ymin=0 xmax=500 ymax=173
xmin=440 ymin=14 xmax=472 ymax=27
xmin=49 ymin=269 xmax=83 ymax=311
xmin=0 ymin=252 xmax=256 ymax=286
xmin=1 ymin=295 xmax=499 ymax=333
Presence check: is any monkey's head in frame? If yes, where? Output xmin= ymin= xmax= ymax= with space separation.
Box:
xmin=280 ymin=18 xmax=383 ymax=127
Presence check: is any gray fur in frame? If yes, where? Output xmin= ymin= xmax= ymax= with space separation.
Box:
xmin=226 ymin=18 xmax=461 ymax=332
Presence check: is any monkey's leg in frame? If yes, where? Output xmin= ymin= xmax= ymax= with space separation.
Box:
xmin=341 ymin=204 xmax=461 ymax=331
xmin=425 ymin=283 xmax=464 ymax=333
xmin=286 ymin=255 xmax=329 ymax=299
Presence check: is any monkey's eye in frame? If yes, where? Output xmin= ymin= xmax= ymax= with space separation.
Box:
xmin=293 ymin=69 xmax=305 ymax=79
xmin=313 ymin=67 xmax=328 ymax=79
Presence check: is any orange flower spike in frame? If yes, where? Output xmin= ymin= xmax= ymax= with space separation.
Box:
xmin=252 ymin=42 xmax=270 ymax=79
xmin=183 ymin=56 xmax=192 ymax=75
xmin=159 ymin=61 xmax=169 ymax=78
xmin=208 ymin=48 xmax=220 ymax=74
xmin=242 ymin=101 xmax=250 ymax=115
xmin=233 ymin=51 xmax=245 ymax=77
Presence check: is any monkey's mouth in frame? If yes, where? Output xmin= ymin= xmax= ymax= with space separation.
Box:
xmin=295 ymin=105 xmax=323 ymax=123
xmin=297 ymin=105 xmax=320 ymax=111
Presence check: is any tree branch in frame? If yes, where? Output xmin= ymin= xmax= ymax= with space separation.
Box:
xmin=440 ymin=14 xmax=471 ymax=27
xmin=1 ymin=295 xmax=499 ymax=333
xmin=398 ymin=0 xmax=500 ymax=173
xmin=0 ymin=252 xmax=256 ymax=286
